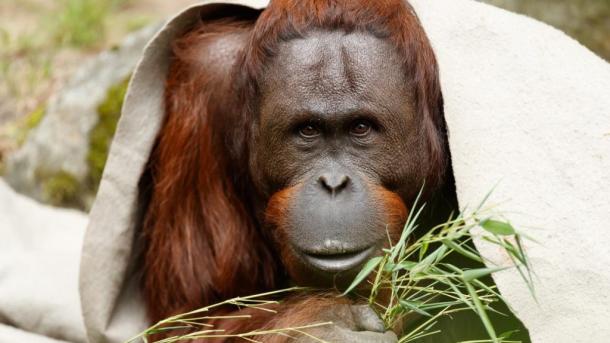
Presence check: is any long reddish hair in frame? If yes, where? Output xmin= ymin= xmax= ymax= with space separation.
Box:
xmin=142 ymin=19 xmax=281 ymax=323
xmin=142 ymin=0 xmax=446 ymax=328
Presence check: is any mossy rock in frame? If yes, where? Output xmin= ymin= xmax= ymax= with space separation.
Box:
xmin=87 ymin=75 xmax=130 ymax=192
xmin=24 ymin=76 xmax=129 ymax=210
xmin=0 ymin=105 xmax=45 ymax=177
xmin=39 ymin=169 xmax=81 ymax=207
xmin=17 ymin=105 xmax=46 ymax=146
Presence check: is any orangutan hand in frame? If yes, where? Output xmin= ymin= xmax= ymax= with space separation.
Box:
xmin=295 ymin=304 xmax=398 ymax=343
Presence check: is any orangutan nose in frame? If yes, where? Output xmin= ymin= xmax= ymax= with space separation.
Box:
xmin=319 ymin=173 xmax=350 ymax=197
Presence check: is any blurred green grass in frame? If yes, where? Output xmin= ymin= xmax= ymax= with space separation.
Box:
xmin=51 ymin=0 xmax=136 ymax=49
xmin=0 ymin=0 xmax=152 ymax=121
xmin=0 ymin=0 xmax=160 ymax=171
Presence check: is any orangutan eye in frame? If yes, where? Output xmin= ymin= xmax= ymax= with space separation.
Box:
xmin=299 ymin=124 xmax=321 ymax=138
xmin=350 ymin=120 xmax=372 ymax=137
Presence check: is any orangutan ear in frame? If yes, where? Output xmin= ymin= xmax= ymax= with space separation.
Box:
xmin=142 ymin=17 xmax=280 ymax=324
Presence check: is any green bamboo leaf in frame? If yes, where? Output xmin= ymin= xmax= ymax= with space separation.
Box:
xmin=465 ymin=281 xmax=499 ymax=342
xmin=399 ymin=299 xmax=433 ymax=317
xmin=343 ymin=256 xmax=383 ymax=295
xmin=501 ymin=239 xmax=527 ymax=265
xmin=383 ymin=262 xmax=396 ymax=272
xmin=411 ymin=245 xmax=447 ymax=277
xmin=391 ymin=185 xmax=428 ymax=263
xmin=480 ymin=219 xmax=516 ymax=236
xmin=419 ymin=240 xmax=429 ymax=260
xmin=472 ymin=279 xmax=503 ymax=300
xmin=432 ymin=244 xmax=448 ymax=264
xmin=499 ymin=329 xmax=519 ymax=339
xmin=419 ymin=300 xmax=467 ymax=311
xmin=463 ymin=267 xmax=510 ymax=282
xmin=402 ymin=260 xmax=419 ymax=268
xmin=442 ymin=239 xmax=483 ymax=263
xmin=387 ymin=260 xmax=417 ymax=272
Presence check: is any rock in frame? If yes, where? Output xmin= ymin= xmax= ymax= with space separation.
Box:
xmin=4 ymin=24 xmax=160 ymax=210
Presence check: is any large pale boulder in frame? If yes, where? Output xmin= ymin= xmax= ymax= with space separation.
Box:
xmin=4 ymin=24 xmax=160 ymax=209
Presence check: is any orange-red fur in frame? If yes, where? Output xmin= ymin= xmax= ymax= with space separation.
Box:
xmin=264 ymin=185 xmax=303 ymax=278
xmin=371 ymin=185 xmax=410 ymax=244
xmin=142 ymin=20 xmax=280 ymax=325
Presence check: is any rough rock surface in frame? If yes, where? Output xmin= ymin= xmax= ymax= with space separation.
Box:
xmin=4 ymin=24 xmax=160 ymax=209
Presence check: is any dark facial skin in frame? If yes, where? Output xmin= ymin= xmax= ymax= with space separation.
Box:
xmin=249 ymin=30 xmax=431 ymax=287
